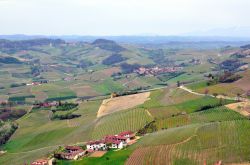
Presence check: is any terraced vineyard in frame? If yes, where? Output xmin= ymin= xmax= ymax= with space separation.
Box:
xmin=92 ymin=108 xmax=153 ymax=139
xmin=126 ymin=120 xmax=250 ymax=165
xmin=156 ymin=106 xmax=245 ymax=129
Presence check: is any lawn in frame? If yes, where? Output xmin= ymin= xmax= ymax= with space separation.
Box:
xmin=56 ymin=149 xmax=133 ymax=165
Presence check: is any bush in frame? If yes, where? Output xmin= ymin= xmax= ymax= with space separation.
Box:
xmin=136 ymin=120 xmax=158 ymax=136
xmin=54 ymin=102 xmax=78 ymax=111
xmin=52 ymin=113 xmax=81 ymax=120
xmin=10 ymin=83 xmax=26 ymax=88
xmin=0 ymin=122 xmax=18 ymax=145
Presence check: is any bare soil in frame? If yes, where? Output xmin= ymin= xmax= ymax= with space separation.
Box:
xmin=233 ymin=72 xmax=250 ymax=92
xmin=89 ymin=151 xmax=107 ymax=157
xmin=225 ymin=102 xmax=250 ymax=117
xmin=97 ymin=92 xmax=150 ymax=118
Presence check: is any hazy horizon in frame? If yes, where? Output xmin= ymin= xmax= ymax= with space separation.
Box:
xmin=0 ymin=0 xmax=250 ymax=36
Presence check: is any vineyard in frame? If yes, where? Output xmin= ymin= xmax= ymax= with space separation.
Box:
xmin=156 ymin=106 xmax=245 ymax=129
xmin=126 ymin=120 xmax=250 ymax=165
xmin=149 ymin=96 xmax=235 ymax=119
xmin=91 ymin=108 xmax=153 ymax=139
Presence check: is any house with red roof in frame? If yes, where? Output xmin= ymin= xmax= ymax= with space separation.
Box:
xmin=55 ymin=145 xmax=86 ymax=160
xmin=86 ymin=131 xmax=135 ymax=151
xmin=105 ymin=139 xmax=124 ymax=149
xmin=31 ymin=159 xmax=48 ymax=165
xmin=86 ymin=140 xmax=107 ymax=151
xmin=118 ymin=131 xmax=135 ymax=141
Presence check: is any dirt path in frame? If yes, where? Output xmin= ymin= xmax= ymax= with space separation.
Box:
xmin=145 ymin=109 xmax=153 ymax=118
xmin=179 ymin=85 xmax=249 ymax=101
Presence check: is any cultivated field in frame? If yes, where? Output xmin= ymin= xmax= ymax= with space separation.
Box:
xmin=93 ymin=108 xmax=153 ymax=139
xmin=225 ymin=102 xmax=250 ymax=117
xmin=89 ymin=151 xmax=107 ymax=157
xmin=97 ymin=92 xmax=150 ymax=118
xmin=233 ymin=70 xmax=250 ymax=92
xmin=127 ymin=120 xmax=250 ymax=165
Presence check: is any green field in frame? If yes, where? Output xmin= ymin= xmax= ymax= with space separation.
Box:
xmin=92 ymin=108 xmax=153 ymax=139
xmin=1 ymin=38 xmax=250 ymax=165
xmin=0 ymin=100 xmax=102 ymax=164
xmin=156 ymin=106 xmax=245 ymax=129
xmin=56 ymin=149 xmax=133 ymax=165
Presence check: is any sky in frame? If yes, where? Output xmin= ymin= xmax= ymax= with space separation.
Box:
xmin=0 ymin=0 xmax=250 ymax=36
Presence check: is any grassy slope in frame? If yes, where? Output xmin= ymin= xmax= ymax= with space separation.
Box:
xmin=92 ymin=108 xmax=153 ymax=139
xmin=127 ymin=120 xmax=250 ymax=165
xmin=57 ymin=149 xmax=133 ymax=165
xmin=0 ymin=100 xmax=101 ymax=164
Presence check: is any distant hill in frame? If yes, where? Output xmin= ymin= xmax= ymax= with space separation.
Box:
xmin=0 ymin=56 xmax=22 ymax=64
xmin=231 ymin=44 xmax=250 ymax=58
xmin=92 ymin=39 xmax=126 ymax=52
xmin=240 ymin=44 xmax=250 ymax=49
xmin=1 ymin=35 xmax=250 ymax=44
xmin=0 ymin=38 xmax=65 ymax=53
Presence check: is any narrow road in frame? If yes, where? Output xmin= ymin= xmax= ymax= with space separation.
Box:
xmin=179 ymin=85 xmax=249 ymax=102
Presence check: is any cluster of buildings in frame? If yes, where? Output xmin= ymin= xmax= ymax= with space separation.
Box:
xmin=30 ymin=131 xmax=136 ymax=164
xmin=33 ymin=101 xmax=59 ymax=108
xmin=54 ymin=146 xmax=86 ymax=160
xmin=134 ymin=66 xmax=183 ymax=76
xmin=189 ymin=58 xmax=201 ymax=65
xmin=86 ymin=131 xmax=135 ymax=151
xmin=26 ymin=80 xmax=48 ymax=86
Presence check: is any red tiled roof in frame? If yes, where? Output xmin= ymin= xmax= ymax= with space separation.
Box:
xmin=65 ymin=146 xmax=82 ymax=150
xmin=105 ymin=139 xmax=121 ymax=145
xmin=87 ymin=149 xmax=94 ymax=153
xmin=118 ymin=131 xmax=134 ymax=136
xmin=31 ymin=159 xmax=48 ymax=165
xmin=116 ymin=136 xmax=127 ymax=140
xmin=87 ymin=140 xmax=105 ymax=145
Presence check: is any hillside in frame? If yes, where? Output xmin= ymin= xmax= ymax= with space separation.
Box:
xmin=0 ymin=39 xmax=250 ymax=165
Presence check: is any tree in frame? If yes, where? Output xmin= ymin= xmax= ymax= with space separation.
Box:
xmin=204 ymin=89 xmax=209 ymax=95
xmin=237 ymin=93 xmax=241 ymax=102
xmin=213 ymin=93 xmax=218 ymax=98
xmin=177 ymin=81 xmax=181 ymax=87
xmin=219 ymin=98 xmax=224 ymax=106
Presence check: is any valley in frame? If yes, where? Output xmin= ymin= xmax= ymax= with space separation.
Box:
xmin=0 ymin=38 xmax=250 ymax=165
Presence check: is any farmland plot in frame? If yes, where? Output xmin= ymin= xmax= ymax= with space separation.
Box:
xmin=92 ymin=108 xmax=153 ymax=139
